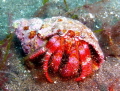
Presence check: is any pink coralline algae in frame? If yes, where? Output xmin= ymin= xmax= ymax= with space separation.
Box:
xmin=13 ymin=16 xmax=104 ymax=83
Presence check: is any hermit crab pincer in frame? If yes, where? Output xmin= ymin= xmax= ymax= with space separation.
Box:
xmin=13 ymin=16 xmax=104 ymax=83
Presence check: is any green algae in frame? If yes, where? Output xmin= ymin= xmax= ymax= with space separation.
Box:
xmin=42 ymin=0 xmax=49 ymax=5
xmin=0 ymin=33 xmax=13 ymax=70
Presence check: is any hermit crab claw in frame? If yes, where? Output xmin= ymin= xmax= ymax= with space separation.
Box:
xmin=13 ymin=16 xmax=104 ymax=82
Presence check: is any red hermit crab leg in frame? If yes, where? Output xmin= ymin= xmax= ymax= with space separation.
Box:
xmin=60 ymin=39 xmax=80 ymax=77
xmin=28 ymin=35 xmax=59 ymax=60
xmin=75 ymin=40 xmax=92 ymax=81
xmin=43 ymin=35 xmax=61 ymax=83
xmin=28 ymin=47 xmax=46 ymax=60
xmin=43 ymin=52 xmax=53 ymax=83
xmin=50 ymin=37 xmax=64 ymax=72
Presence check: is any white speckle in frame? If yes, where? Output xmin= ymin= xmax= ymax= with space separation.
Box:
xmin=96 ymin=73 xmax=99 ymax=76
xmin=82 ymin=77 xmax=86 ymax=79
xmin=2 ymin=0 xmax=6 ymax=2
xmin=89 ymin=13 xmax=94 ymax=18
xmin=110 ymin=12 xmax=114 ymax=14
xmin=106 ymin=47 xmax=109 ymax=50
xmin=95 ymin=25 xmax=99 ymax=28
xmin=52 ymin=0 xmax=59 ymax=3
xmin=46 ymin=52 xmax=52 ymax=56
xmin=82 ymin=57 xmax=91 ymax=65
xmin=115 ymin=63 xmax=119 ymax=67
xmin=54 ymin=81 xmax=57 ymax=84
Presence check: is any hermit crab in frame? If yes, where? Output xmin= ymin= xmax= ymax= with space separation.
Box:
xmin=13 ymin=16 xmax=104 ymax=83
